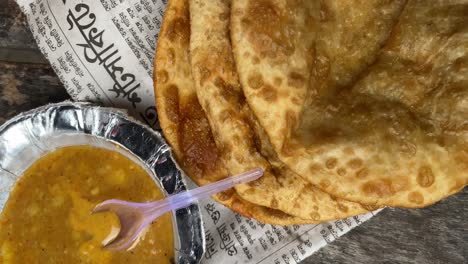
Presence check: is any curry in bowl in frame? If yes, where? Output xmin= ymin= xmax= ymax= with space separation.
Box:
xmin=0 ymin=145 xmax=174 ymax=263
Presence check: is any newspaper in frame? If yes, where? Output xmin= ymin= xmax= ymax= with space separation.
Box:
xmin=15 ymin=0 xmax=379 ymax=263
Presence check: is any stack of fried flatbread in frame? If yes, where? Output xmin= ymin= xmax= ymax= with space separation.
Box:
xmin=154 ymin=0 xmax=468 ymax=225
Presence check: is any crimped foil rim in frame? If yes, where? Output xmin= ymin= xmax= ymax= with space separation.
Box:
xmin=0 ymin=101 xmax=205 ymax=264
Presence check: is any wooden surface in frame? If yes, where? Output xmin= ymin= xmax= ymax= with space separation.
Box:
xmin=0 ymin=1 xmax=466 ymax=263
xmin=0 ymin=0 xmax=69 ymax=126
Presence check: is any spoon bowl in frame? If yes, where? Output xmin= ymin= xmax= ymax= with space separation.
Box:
xmin=93 ymin=168 xmax=264 ymax=251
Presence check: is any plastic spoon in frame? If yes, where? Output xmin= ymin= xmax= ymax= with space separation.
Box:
xmin=92 ymin=168 xmax=263 ymax=251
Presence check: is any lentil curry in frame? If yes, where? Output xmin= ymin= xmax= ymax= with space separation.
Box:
xmin=0 ymin=146 xmax=174 ymax=264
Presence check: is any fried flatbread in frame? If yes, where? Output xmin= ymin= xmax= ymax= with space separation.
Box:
xmin=154 ymin=0 xmax=312 ymax=225
xmin=232 ymin=0 xmax=467 ymax=207
xmin=312 ymin=0 xmax=407 ymax=95
xmin=189 ymin=0 xmax=367 ymax=221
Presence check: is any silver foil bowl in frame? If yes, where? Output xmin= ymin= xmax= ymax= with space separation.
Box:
xmin=0 ymin=102 xmax=205 ymax=264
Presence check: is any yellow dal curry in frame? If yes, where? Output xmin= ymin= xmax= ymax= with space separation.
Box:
xmin=0 ymin=146 xmax=174 ymax=264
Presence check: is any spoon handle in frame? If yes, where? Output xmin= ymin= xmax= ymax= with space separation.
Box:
xmin=147 ymin=168 xmax=263 ymax=217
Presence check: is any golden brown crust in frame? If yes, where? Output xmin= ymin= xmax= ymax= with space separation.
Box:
xmin=313 ymin=0 xmax=407 ymax=95
xmin=155 ymin=0 xmax=224 ymax=184
xmin=154 ymin=0 xmax=313 ymax=225
xmin=189 ymin=0 xmax=367 ymax=221
xmin=232 ymin=0 xmax=467 ymax=207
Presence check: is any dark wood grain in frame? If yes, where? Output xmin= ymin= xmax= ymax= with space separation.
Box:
xmin=0 ymin=0 xmax=47 ymax=64
xmin=0 ymin=62 xmax=70 ymax=125
xmin=0 ymin=1 xmax=466 ymax=263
